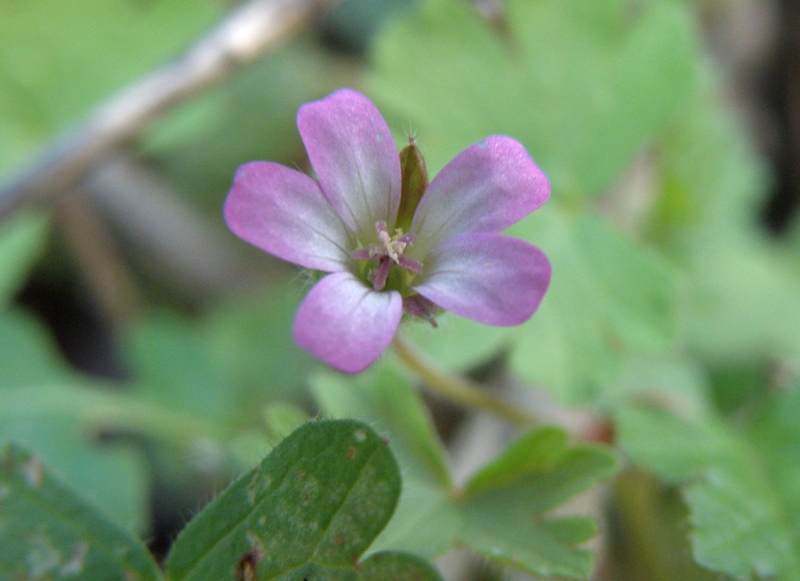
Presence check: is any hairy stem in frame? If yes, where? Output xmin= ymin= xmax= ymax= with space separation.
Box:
xmin=392 ymin=333 xmax=537 ymax=427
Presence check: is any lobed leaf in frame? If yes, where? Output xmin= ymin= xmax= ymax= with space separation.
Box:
xmin=369 ymin=0 xmax=698 ymax=196
xmin=508 ymin=210 xmax=680 ymax=403
xmin=461 ymin=430 xmax=618 ymax=578
xmin=618 ymin=394 xmax=800 ymax=580
xmin=313 ymin=364 xmax=618 ymax=579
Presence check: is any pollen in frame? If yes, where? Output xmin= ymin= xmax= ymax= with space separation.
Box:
xmin=376 ymin=222 xmax=413 ymax=262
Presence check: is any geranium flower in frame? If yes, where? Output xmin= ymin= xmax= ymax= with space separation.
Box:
xmin=224 ymin=89 xmax=551 ymax=373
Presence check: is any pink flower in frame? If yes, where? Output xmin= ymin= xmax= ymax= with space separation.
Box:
xmin=224 ymin=89 xmax=551 ymax=373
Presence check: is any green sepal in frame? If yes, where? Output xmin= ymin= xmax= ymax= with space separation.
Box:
xmin=396 ymin=138 xmax=429 ymax=231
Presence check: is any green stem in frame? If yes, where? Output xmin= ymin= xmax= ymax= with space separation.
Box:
xmin=391 ymin=333 xmax=537 ymax=428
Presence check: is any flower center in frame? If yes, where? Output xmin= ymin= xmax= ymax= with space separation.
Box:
xmin=350 ymin=221 xmax=423 ymax=291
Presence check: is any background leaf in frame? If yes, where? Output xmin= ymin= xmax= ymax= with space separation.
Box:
xmin=369 ymin=0 xmax=698 ymax=196
xmin=460 ymin=429 xmax=617 ymax=578
xmin=0 ymin=443 xmax=162 ymax=581
xmin=617 ymin=391 xmax=800 ymax=580
xmin=0 ymin=310 xmax=152 ymax=532
xmin=313 ymin=362 xmax=618 ymax=579
xmin=508 ymin=210 xmax=680 ymax=403
xmin=0 ymin=0 xmax=219 ymax=179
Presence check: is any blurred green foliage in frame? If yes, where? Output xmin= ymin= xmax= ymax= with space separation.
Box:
xmin=0 ymin=443 xmax=162 ymax=581
xmin=0 ymin=0 xmax=220 ymax=179
xmin=1 ymin=0 xmax=800 ymax=579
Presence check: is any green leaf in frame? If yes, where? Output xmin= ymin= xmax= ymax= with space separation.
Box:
xmin=122 ymin=311 xmax=234 ymax=425
xmin=368 ymin=479 xmax=462 ymax=559
xmin=0 ymin=443 xmax=162 ymax=581
xmin=0 ymin=310 xmax=152 ymax=532
xmin=165 ymin=419 xmax=442 ymax=581
xmin=508 ymin=210 xmax=680 ymax=403
xmin=369 ymin=0 xmax=698 ymax=197
xmin=685 ymin=466 xmax=799 ymax=580
xmin=464 ymin=427 xmax=573 ymax=496
xmin=617 ymin=396 xmax=800 ymax=580
xmin=404 ymin=312 xmax=511 ymax=372
xmin=311 ymin=362 xmax=450 ymax=487
xmin=0 ymin=309 xmax=71 ymax=385
xmin=616 ymin=405 xmax=739 ymax=484
xmin=0 ymin=0 xmax=219 ymax=179
xmin=460 ymin=430 xmax=618 ymax=578
xmin=0 ymin=211 xmax=49 ymax=308
xmin=122 ymin=287 xmax=313 ymax=432
xmin=596 ymin=354 xmax=713 ymax=418
xmin=203 ymin=287 xmax=314 ymax=406
xmin=312 ymin=364 xmax=618 ymax=579
xmin=650 ymin=82 xmax=800 ymax=364
xmin=397 ymin=209 xmax=681 ymax=405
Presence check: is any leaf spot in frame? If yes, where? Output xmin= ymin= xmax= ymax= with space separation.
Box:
xmin=237 ymin=532 xmax=266 ymax=581
xmin=60 ymin=542 xmax=88 ymax=576
xmin=22 ymin=456 xmax=44 ymax=487
xmin=354 ymin=430 xmax=367 ymax=443
xmin=26 ymin=534 xmax=61 ymax=577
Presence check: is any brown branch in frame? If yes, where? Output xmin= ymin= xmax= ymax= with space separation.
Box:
xmin=0 ymin=0 xmax=336 ymax=218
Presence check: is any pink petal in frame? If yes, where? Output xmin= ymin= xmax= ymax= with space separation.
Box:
xmin=224 ymin=162 xmax=352 ymax=271
xmin=293 ymin=271 xmax=403 ymax=373
xmin=413 ymin=233 xmax=551 ymax=326
xmin=297 ymin=89 xmax=401 ymax=244
xmin=409 ymin=136 xmax=549 ymax=256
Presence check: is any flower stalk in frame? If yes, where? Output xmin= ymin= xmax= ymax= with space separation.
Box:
xmin=392 ymin=333 xmax=537 ymax=427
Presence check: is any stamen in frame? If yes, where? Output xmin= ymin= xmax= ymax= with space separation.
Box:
xmin=397 ymin=232 xmax=417 ymax=245
xmin=371 ymin=258 xmax=391 ymax=291
xmin=398 ymin=256 xmax=423 ymax=274
xmin=350 ymin=248 xmax=371 ymax=261
xmin=352 ymin=221 xmax=424 ymax=289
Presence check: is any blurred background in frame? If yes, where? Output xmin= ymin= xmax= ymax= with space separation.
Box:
xmin=2 ymin=0 xmax=800 ymax=579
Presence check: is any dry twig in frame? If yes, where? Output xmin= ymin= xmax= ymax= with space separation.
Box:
xmin=0 ymin=0 xmax=336 ymax=218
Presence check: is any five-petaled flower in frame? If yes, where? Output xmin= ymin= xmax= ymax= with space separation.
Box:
xmin=224 ymin=89 xmax=551 ymax=373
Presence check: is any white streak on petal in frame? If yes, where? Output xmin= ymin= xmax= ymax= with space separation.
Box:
xmin=224 ymin=162 xmax=351 ymax=271
xmin=294 ymin=271 xmax=402 ymax=373
xmin=297 ymin=89 xmax=401 ymax=243
xmin=414 ymin=232 xmax=551 ymax=326
xmin=410 ymin=136 xmax=549 ymax=257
